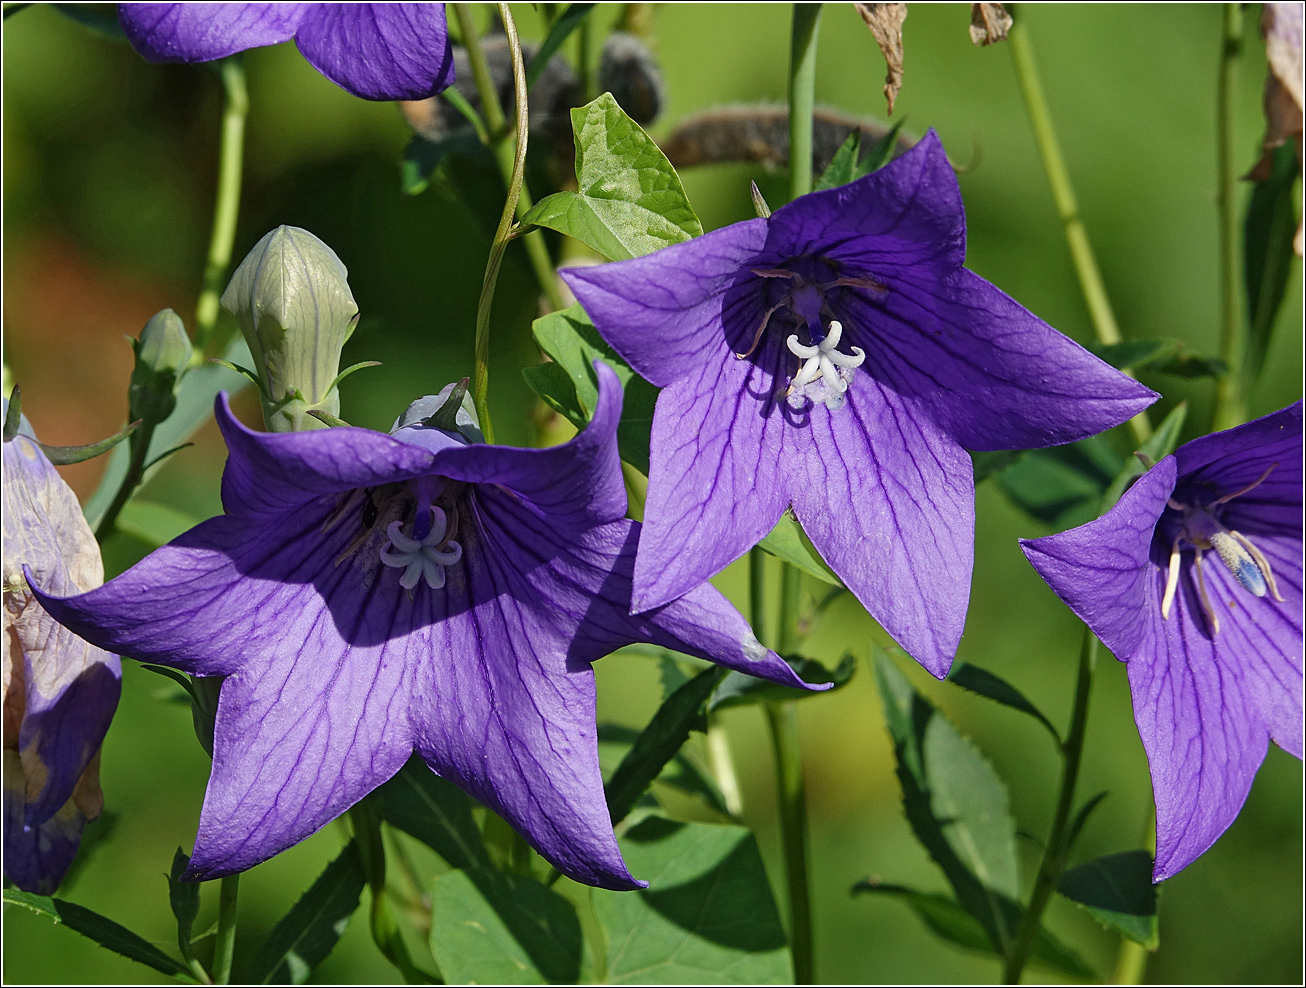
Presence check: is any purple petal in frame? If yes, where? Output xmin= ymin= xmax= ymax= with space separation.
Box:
xmin=561 ymin=220 xmax=770 ymax=387
xmin=766 ymin=129 xmax=966 ymax=272
xmin=3 ymin=789 xmax=88 ymax=895
xmin=294 ymin=3 xmax=454 ymax=101
xmin=1020 ymin=458 xmax=1178 ymax=663
xmin=792 ymin=376 xmax=975 ymax=679
xmin=118 ymin=3 xmax=308 ymax=63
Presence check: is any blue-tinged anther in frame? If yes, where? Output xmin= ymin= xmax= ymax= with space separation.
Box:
xmin=1209 ymin=531 xmax=1269 ymax=597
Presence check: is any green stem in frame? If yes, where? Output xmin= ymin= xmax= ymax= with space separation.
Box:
xmin=1002 ymin=629 xmax=1098 ymax=984
xmin=94 ymin=420 xmax=156 ymax=540
xmin=787 ymin=4 xmax=822 ymax=203
xmin=749 ymin=545 xmax=767 ymax=642
xmin=1112 ymin=938 xmax=1150 ymax=985
xmin=576 ymin=12 xmax=594 ymax=102
xmin=1213 ymin=3 xmax=1246 ymax=430
xmin=211 ymin=873 xmax=240 ymax=985
xmin=1007 ymin=16 xmax=1150 ymax=445
xmin=766 ymin=699 xmax=814 ymax=983
xmin=465 ymin=3 xmax=531 ymax=443
xmin=453 ymin=5 xmax=506 ymax=139
xmin=194 ymin=58 xmax=248 ymax=356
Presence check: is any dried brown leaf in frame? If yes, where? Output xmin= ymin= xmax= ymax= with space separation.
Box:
xmin=855 ymin=3 xmax=908 ymax=115
xmin=1249 ymin=3 xmax=1304 ymax=253
xmin=969 ymin=3 xmax=1012 ymax=46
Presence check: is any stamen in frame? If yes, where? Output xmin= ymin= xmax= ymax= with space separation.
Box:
xmin=1209 ymin=531 xmax=1267 ymax=597
xmin=1211 ymin=462 xmax=1277 ymax=505
xmin=735 ymin=302 xmax=785 ymax=359
xmin=1161 ymin=536 xmax=1182 ymax=619
xmin=828 ymin=275 xmax=888 ymax=293
xmin=1193 ymin=549 xmax=1220 ymax=634
xmin=1229 ymin=531 xmax=1284 ymax=601
xmin=322 ymin=489 xmax=366 ymax=533
xmin=751 ymin=268 xmax=801 ymax=280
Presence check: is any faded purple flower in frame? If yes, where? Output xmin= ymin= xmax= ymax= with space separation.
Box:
xmin=3 ymin=407 xmax=121 ymax=894
xmin=33 ymin=367 xmax=814 ymax=890
xmin=1022 ymin=403 xmax=1303 ymax=880
xmin=117 ymin=3 xmax=454 ymax=101
xmin=562 ymin=130 xmax=1156 ymax=678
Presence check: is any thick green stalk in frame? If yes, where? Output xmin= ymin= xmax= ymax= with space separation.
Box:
xmin=1007 ymin=16 xmax=1151 ymax=445
xmin=194 ymin=58 xmax=248 ymax=355
xmin=211 ymin=874 xmax=240 ymax=984
xmin=766 ymin=699 xmax=813 ymax=984
xmin=787 ymin=4 xmax=822 ymax=203
xmin=1213 ymin=3 xmax=1246 ymax=429
xmin=1002 ymin=630 xmax=1098 ymax=984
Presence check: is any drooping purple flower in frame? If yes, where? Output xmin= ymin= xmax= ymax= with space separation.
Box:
xmin=1021 ymin=403 xmax=1303 ymax=880
xmin=561 ymin=130 xmax=1157 ymax=678
xmin=117 ymin=3 xmax=454 ymax=101
xmin=3 ymin=406 xmax=121 ymax=894
xmin=33 ymin=367 xmax=814 ymax=890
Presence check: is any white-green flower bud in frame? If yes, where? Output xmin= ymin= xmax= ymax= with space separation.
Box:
xmin=128 ymin=308 xmax=191 ymax=425
xmin=221 ymin=226 xmax=360 ymax=433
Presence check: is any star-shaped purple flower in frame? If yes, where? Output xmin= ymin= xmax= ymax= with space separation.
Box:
xmin=33 ymin=366 xmax=813 ymax=890
xmin=1022 ymin=403 xmax=1303 ymax=880
xmin=117 ymin=3 xmax=454 ymax=101
xmin=561 ymin=130 xmax=1157 ymax=677
xmin=3 ymin=408 xmax=121 ymax=894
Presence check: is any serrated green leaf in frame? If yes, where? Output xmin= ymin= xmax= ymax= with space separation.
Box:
xmin=607 ymin=667 xmax=722 ymax=825
xmin=528 ymin=303 xmax=658 ymax=474
xmin=526 ymin=3 xmax=596 ymax=90
xmin=995 ymin=435 xmax=1124 ymax=529
xmin=521 ymin=93 xmax=702 ymax=260
xmin=1244 ymin=142 xmax=1301 ymax=385
xmin=246 ymin=842 xmax=367 ymax=984
xmin=873 ymin=653 xmax=1021 ymax=954
xmin=1099 ymin=402 xmax=1188 ymax=512
xmin=594 ymin=817 xmax=790 ymax=984
xmin=814 ymin=131 xmax=861 ymax=191
xmin=428 ymin=868 xmax=581 ymax=985
xmin=946 ymin=662 xmax=1060 ymax=744
xmin=711 ymin=653 xmax=855 ymax=711
xmin=374 ymin=756 xmax=487 ymax=870
xmin=3 ymin=888 xmax=190 ymax=979
xmin=857 ymin=118 xmax=906 ymax=175
xmin=757 ymin=512 xmax=842 ymax=586
xmin=850 ymin=881 xmax=1097 ymax=980
xmin=1057 ymin=850 xmax=1159 ymax=949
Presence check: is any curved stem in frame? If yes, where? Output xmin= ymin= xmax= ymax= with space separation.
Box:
xmin=1002 ymin=629 xmax=1098 ymax=984
xmin=194 ymin=58 xmax=248 ymax=356
xmin=211 ymin=873 xmax=240 ymax=984
xmin=93 ymin=420 xmax=156 ymax=540
xmin=1007 ymin=16 xmax=1151 ymax=445
xmin=1213 ymin=2 xmax=1246 ymax=430
xmin=467 ymin=3 xmax=530 ymax=442
xmin=787 ymin=4 xmax=822 ymax=203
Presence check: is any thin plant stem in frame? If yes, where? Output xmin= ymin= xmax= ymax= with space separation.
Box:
xmin=194 ymin=58 xmax=248 ymax=355
xmin=94 ymin=421 xmax=156 ymax=540
xmin=211 ymin=873 xmax=240 ymax=985
xmin=1002 ymin=629 xmax=1098 ymax=984
xmin=1213 ymin=3 xmax=1246 ymax=430
xmin=453 ymin=4 xmax=506 ymax=139
xmin=787 ymin=4 xmax=822 ymax=203
xmin=749 ymin=545 xmax=767 ymax=642
xmin=1112 ymin=805 xmax=1158 ymax=983
xmin=1007 ymin=16 xmax=1151 ymax=446
xmin=766 ymin=693 xmax=814 ymax=984
xmin=466 ymin=3 xmax=531 ymax=442
xmin=576 ymin=12 xmax=594 ymax=102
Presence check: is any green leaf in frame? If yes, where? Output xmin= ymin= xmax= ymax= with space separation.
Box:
xmin=857 ymin=118 xmax=906 ymax=175
xmin=246 ymin=842 xmax=367 ymax=984
xmin=116 ymin=500 xmax=201 ymax=549
xmin=593 ymin=817 xmax=790 ymax=984
xmin=1057 ymin=850 xmax=1159 ymax=949
xmin=2 ymin=888 xmax=191 ymax=979
xmin=84 ymin=337 xmax=254 ymax=527
xmin=1087 ymin=339 xmax=1176 ymax=371
xmin=526 ymin=3 xmax=597 ymax=90
xmin=995 ymin=435 xmax=1124 ymax=529
xmin=401 ymin=130 xmax=489 ymax=197
xmin=528 ymin=303 xmax=658 ymax=474
xmin=1145 ymin=350 xmax=1226 ymax=379
xmin=711 ymin=653 xmax=855 ymax=711
xmin=1244 ymin=142 xmax=1301 ymax=385
xmin=598 ymin=722 xmax=729 ymax=817
xmin=374 ymin=756 xmax=488 ymax=870
xmin=1063 ymin=791 xmax=1110 ymax=857
xmin=945 ymin=662 xmax=1060 ymax=744
xmin=970 ymin=449 xmax=1024 ymax=484
xmin=850 ymin=882 xmax=1097 ymax=979
xmin=36 ymin=419 xmax=140 ymax=466
xmin=520 ymin=93 xmax=702 ymax=260
xmin=607 ymin=667 xmax=722 ymax=825
xmin=1099 ymin=402 xmax=1188 ymax=512
xmin=428 ymin=868 xmax=581 ymax=985
xmin=814 ymin=131 xmax=861 ymax=191
xmin=872 ymin=653 xmax=1022 ymax=953
xmin=757 ymin=512 xmax=843 ymax=586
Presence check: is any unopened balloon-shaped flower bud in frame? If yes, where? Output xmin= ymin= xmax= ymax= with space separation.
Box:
xmin=221 ymin=226 xmax=360 ymax=433
xmin=128 ymin=308 xmax=191 ymax=426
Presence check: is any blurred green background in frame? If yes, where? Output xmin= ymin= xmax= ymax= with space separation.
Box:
xmin=3 ymin=3 xmax=1301 ymax=983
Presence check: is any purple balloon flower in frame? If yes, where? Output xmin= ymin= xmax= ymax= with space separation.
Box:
xmin=1022 ymin=403 xmax=1303 ymax=880
xmin=117 ymin=3 xmax=454 ymax=101
xmin=33 ymin=366 xmax=813 ymax=890
xmin=3 ymin=409 xmax=121 ymax=894
xmin=561 ymin=130 xmax=1157 ymax=678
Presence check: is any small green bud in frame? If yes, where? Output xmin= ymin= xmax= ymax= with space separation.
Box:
xmin=221 ymin=226 xmax=360 ymax=432
xmin=129 ymin=308 xmax=191 ymax=425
